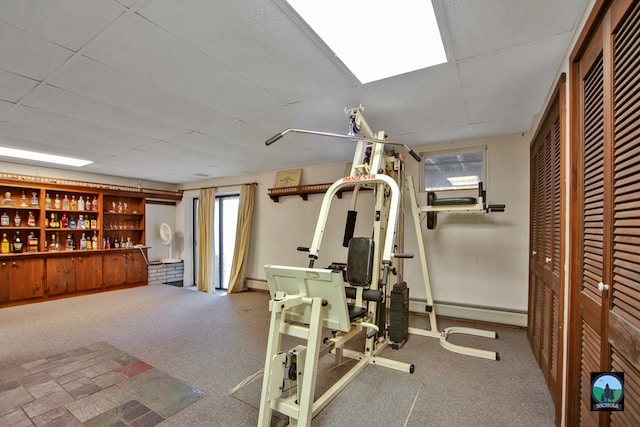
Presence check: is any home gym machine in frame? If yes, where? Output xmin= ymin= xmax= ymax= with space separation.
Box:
xmin=258 ymin=106 xmax=501 ymax=426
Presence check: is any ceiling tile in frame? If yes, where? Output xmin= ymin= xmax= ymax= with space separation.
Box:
xmin=47 ymin=56 xmax=231 ymax=130
xmin=82 ymin=13 xmax=286 ymax=117
xmin=364 ymin=63 xmax=468 ymax=135
xmin=0 ymin=21 xmax=72 ymax=81
xmin=458 ymin=33 xmax=570 ymax=124
xmin=0 ymin=70 xmax=38 ymax=102
xmin=22 ymin=84 xmax=185 ymax=140
xmin=0 ymin=0 xmax=125 ymax=51
xmin=4 ymin=105 xmax=158 ymax=149
xmin=0 ymin=99 xmax=13 ymax=116
xmin=0 ymin=121 xmax=134 ymax=156
xmin=471 ymin=115 xmax=535 ymax=138
xmin=138 ymin=0 xmax=356 ymax=103
xmin=442 ymin=0 xmax=589 ymax=60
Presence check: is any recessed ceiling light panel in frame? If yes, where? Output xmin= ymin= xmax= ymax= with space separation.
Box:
xmin=286 ymin=0 xmax=447 ymax=83
xmin=0 ymin=147 xmax=93 ymax=167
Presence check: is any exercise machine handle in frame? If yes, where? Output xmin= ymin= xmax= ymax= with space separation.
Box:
xmin=297 ymin=246 xmax=310 ymax=252
xmin=407 ymin=148 xmax=421 ymax=162
xmin=265 ymin=133 xmax=284 ymax=146
xmin=393 ymin=252 xmax=414 ymax=259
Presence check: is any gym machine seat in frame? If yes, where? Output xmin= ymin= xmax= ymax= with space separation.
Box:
xmin=345 ymin=237 xmax=384 ymax=322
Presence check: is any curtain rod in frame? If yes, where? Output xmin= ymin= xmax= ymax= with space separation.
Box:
xmin=180 ymin=181 xmax=258 ymax=192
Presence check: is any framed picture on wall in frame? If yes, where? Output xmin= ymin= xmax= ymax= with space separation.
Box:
xmin=274 ymin=169 xmax=302 ymax=188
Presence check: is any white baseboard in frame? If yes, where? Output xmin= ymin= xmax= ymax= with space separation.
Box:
xmin=245 ymin=278 xmax=268 ymax=291
xmin=246 ymin=278 xmax=527 ymax=327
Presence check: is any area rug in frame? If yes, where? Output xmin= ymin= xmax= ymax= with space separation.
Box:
xmin=0 ymin=342 xmax=205 ymax=426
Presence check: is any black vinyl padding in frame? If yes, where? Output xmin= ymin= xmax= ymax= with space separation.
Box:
xmin=346 ymin=237 xmax=374 ymax=287
xmin=430 ymin=196 xmax=477 ymax=206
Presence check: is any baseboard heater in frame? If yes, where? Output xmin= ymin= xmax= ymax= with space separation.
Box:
xmin=409 ymin=298 xmax=527 ymax=327
xmin=245 ymin=279 xmax=527 ymax=327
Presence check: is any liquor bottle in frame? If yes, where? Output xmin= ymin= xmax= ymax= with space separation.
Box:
xmin=80 ymin=233 xmax=87 ymax=250
xmin=27 ymin=211 xmax=36 ymax=227
xmin=69 ymin=216 xmax=76 ymax=229
xmin=105 ymin=236 xmax=111 ymax=249
xmin=49 ymin=212 xmax=56 ymax=228
xmin=83 ymin=216 xmax=90 ymax=229
xmin=92 ymin=196 xmax=98 ymax=212
xmin=90 ymin=216 xmax=97 ymax=229
xmin=113 ymin=237 xmax=119 ymax=248
xmin=12 ymin=231 xmax=23 ymax=253
xmin=55 ymin=233 xmax=60 ymax=251
xmin=13 ymin=212 xmax=21 ymax=227
xmin=62 ymin=195 xmax=70 ymax=210
xmin=19 ymin=190 xmax=28 ymax=207
xmin=45 ymin=193 xmax=51 ymax=209
xmin=31 ymin=192 xmax=39 ymax=207
xmin=27 ymin=232 xmax=38 ymax=252
xmin=1 ymin=233 xmax=9 ymax=253
xmin=54 ymin=194 xmax=61 ymax=209
xmin=65 ymin=234 xmax=74 ymax=251
xmin=49 ymin=234 xmax=57 ymax=252
xmin=1 ymin=211 xmax=9 ymax=226
xmin=86 ymin=234 xmax=92 ymax=250
xmin=78 ymin=196 xmax=85 ymax=211
xmin=78 ymin=215 xmax=84 ymax=230
xmin=86 ymin=196 xmax=92 ymax=211
xmin=60 ymin=213 xmax=68 ymax=229
xmin=92 ymin=232 xmax=98 ymax=249
xmin=118 ymin=201 xmax=123 ymax=213
xmin=70 ymin=195 xmax=77 ymax=211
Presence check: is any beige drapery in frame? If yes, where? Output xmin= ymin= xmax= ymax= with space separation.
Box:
xmin=227 ymin=184 xmax=256 ymax=293
xmin=196 ymin=187 xmax=215 ymax=293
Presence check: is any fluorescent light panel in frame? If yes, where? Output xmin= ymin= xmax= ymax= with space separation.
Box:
xmin=0 ymin=147 xmax=92 ymax=167
xmin=286 ymin=0 xmax=447 ymax=83
xmin=447 ymin=176 xmax=479 ymax=186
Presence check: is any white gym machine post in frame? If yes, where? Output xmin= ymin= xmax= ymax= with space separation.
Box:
xmin=258 ymin=106 xmax=501 ymax=426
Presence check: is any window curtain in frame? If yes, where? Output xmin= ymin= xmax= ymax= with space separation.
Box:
xmin=227 ymin=183 xmax=256 ymax=293
xmin=196 ymin=187 xmax=215 ymax=293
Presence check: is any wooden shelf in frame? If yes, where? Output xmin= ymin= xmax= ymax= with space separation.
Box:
xmin=267 ymin=183 xmax=369 ymax=202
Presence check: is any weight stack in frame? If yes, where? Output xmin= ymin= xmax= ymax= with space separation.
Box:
xmin=389 ymin=281 xmax=409 ymax=349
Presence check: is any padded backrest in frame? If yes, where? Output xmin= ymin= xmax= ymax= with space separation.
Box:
xmin=346 ymin=237 xmax=374 ymax=287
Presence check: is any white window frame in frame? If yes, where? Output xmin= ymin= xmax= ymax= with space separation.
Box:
xmin=419 ymin=146 xmax=488 ymax=193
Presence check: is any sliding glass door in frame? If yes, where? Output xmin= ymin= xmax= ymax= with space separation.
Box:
xmin=193 ymin=194 xmax=239 ymax=290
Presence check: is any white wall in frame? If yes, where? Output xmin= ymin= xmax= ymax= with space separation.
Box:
xmin=176 ymin=132 xmax=530 ymax=312
xmin=145 ymin=203 xmax=178 ymax=262
xmin=403 ymin=134 xmax=530 ymax=310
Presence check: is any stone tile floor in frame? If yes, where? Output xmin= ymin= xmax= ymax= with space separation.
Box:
xmin=0 ymin=342 xmax=205 ymax=426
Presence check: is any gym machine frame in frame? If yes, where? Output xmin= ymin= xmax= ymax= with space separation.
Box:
xmin=258 ymin=106 xmax=500 ymax=426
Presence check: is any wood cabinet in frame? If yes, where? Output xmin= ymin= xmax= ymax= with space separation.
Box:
xmin=45 ymin=253 xmax=104 ymax=295
xmin=102 ymin=194 xmax=145 ymax=248
xmin=0 ymin=257 xmax=44 ymax=303
xmin=46 ymin=256 xmax=77 ymax=295
xmin=0 ymin=173 xmax=180 ymax=308
xmin=103 ymin=250 xmax=148 ymax=288
xmin=75 ymin=254 xmax=103 ymax=291
xmin=0 ymin=181 xmax=148 ymax=254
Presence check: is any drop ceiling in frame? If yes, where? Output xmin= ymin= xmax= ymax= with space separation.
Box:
xmin=0 ymin=0 xmax=589 ymax=184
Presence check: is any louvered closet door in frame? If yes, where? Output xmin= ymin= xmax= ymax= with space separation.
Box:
xmin=610 ymin=0 xmax=640 ymax=424
xmin=528 ymin=90 xmax=563 ymax=420
xmin=570 ymin=0 xmax=640 ymax=425
xmin=575 ymin=21 xmax=607 ymax=427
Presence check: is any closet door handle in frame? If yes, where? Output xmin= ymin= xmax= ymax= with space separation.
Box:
xmin=545 ymin=257 xmax=551 ymax=264
xmin=598 ymin=282 xmax=609 ymax=292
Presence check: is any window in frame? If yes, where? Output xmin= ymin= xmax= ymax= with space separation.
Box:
xmin=192 ymin=194 xmax=239 ymax=290
xmin=421 ymin=147 xmax=486 ymax=192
